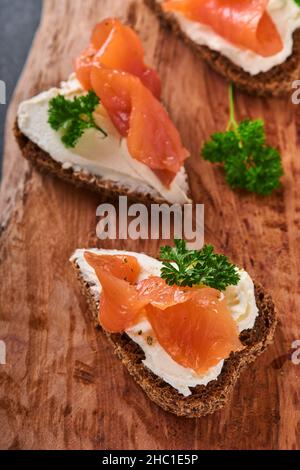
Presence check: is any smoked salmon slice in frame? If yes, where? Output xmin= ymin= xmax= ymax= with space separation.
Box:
xmin=137 ymin=276 xmax=192 ymax=309
xmin=84 ymin=253 xmax=242 ymax=373
xmin=75 ymin=18 xmax=188 ymax=187
xmin=146 ymin=287 xmax=242 ymax=374
xmin=163 ymin=0 xmax=283 ymax=57
xmin=84 ymin=252 xmax=145 ymax=332
xmin=98 ymin=272 xmax=148 ymax=333
xmin=75 ymin=18 xmax=161 ymax=98
xmin=91 ymin=68 xmax=189 ymax=186
xmin=84 ymin=252 xmax=141 ymax=283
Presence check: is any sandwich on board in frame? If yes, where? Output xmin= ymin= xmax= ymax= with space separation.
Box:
xmin=145 ymin=0 xmax=300 ymax=96
xmin=71 ymin=241 xmax=276 ymax=417
xmin=15 ymin=19 xmax=191 ymax=205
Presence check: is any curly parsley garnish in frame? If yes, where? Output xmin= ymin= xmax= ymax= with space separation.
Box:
xmin=48 ymin=91 xmax=107 ymax=148
xmin=160 ymin=240 xmax=240 ymax=291
xmin=202 ymin=84 xmax=283 ymax=196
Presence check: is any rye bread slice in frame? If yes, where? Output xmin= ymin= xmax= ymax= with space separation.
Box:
xmin=145 ymin=0 xmax=300 ymax=97
xmin=71 ymin=254 xmax=277 ymax=418
xmin=14 ymin=122 xmax=189 ymax=205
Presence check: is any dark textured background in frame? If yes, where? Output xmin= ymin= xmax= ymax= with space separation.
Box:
xmin=0 ymin=0 xmax=42 ymax=178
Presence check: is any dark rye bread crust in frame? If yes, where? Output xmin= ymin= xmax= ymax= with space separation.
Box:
xmin=145 ymin=0 xmax=300 ymax=97
xmin=14 ymin=122 xmax=178 ymax=205
xmin=71 ymin=257 xmax=277 ymax=418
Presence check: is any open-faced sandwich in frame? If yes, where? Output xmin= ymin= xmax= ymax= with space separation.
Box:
xmin=71 ymin=240 xmax=276 ymax=417
xmin=145 ymin=0 xmax=300 ymax=96
xmin=15 ymin=19 xmax=190 ymax=205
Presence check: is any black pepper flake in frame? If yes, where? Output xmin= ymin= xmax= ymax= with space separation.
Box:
xmin=146 ymin=336 xmax=153 ymax=346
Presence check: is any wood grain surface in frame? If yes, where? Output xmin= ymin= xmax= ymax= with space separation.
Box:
xmin=0 ymin=0 xmax=300 ymax=450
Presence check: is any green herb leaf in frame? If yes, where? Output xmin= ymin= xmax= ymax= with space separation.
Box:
xmin=202 ymin=84 xmax=283 ymax=196
xmin=48 ymin=91 xmax=107 ymax=148
xmin=294 ymin=0 xmax=300 ymax=6
xmin=160 ymin=240 xmax=240 ymax=291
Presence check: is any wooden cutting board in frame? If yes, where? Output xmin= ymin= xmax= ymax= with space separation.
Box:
xmin=0 ymin=0 xmax=299 ymax=450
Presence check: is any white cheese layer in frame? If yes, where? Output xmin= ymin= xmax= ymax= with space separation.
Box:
xmin=160 ymin=0 xmax=300 ymax=75
xmin=71 ymin=248 xmax=259 ymax=397
xmin=17 ymin=75 xmax=190 ymax=204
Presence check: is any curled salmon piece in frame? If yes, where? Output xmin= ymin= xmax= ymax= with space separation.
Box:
xmin=91 ymin=68 xmax=189 ymax=186
xmin=75 ymin=18 xmax=188 ymax=186
xmin=146 ymin=287 xmax=242 ymax=374
xmin=98 ymin=272 xmax=148 ymax=333
xmin=75 ymin=18 xmax=161 ymax=98
xmin=163 ymin=0 xmax=283 ymax=57
xmin=84 ymin=252 xmax=144 ymax=332
xmin=84 ymin=252 xmax=141 ymax=283
xmin=84 ymin=253 xmax=242 ymax=374
xmin=75 ymin=45 xmax=98 ymax=91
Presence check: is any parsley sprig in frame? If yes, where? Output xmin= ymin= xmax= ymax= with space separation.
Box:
xmin=48 ymin=91 xmax=107 ymax=148
xmin=160 ymin=240 xmax=240 ymax=291
xmin=202 ymin=84 xmax=283 ymax=196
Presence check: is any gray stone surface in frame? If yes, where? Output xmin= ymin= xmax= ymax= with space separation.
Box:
xmin=0 ymin=0 xmax=42 ymax=178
